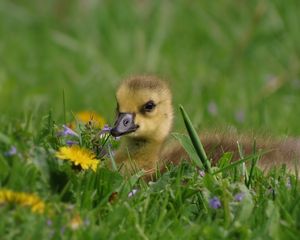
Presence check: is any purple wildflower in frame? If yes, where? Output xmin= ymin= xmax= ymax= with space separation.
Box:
xmin=199 ymin=170 xmax=205 ymax=177
xmin=4 ymin=146 xmax=17 ymax=157
xmin=60 ymin=226 xmax=65 ymax=234
xmin=234 ymin=192 xmax=245 ymax=202
xmin=59 ymin=125 xmax=79 ymax=137
xmin=209 ymin=196 xmax=221 ymax=209
xmin=66 ymin=140 xmax=78 ymax=146
xmin=100 ymin=124 xmax=111 ymax=135
xmin=128 ymin=189 xmax=138 ymax=198
xmin=47 ymin=219 xmax=53 ymax=227
xmin=235 ymin=110 xmax=245 ymax=123
xmin=207 ymin=101 xmax=218 ymax=116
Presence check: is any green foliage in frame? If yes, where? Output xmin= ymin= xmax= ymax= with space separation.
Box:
xmin=0 ymin=110 xmax=299 ymax=239
xmin=1 ymin=0 xmax=300 ymax=239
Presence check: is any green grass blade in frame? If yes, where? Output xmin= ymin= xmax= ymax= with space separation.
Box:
xmin=212 ymin=151 xmax=266 ymax=175
xmin=237 ymin=141 xmax=249 ymax=184
xmin=246 ymin=140 xmax=259 ymax=188
xmin=179 ymin=105 xmax=211 ymax=173
xmin=108 ymin=138 xmax=117 ymax=171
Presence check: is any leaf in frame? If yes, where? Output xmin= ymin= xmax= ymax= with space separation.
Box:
xmin=172 ymin=133 xmax=203 ymax=168
xmin=179 ymin=105 xmax=211 ymax=173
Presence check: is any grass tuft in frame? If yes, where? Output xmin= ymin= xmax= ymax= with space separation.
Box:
xmin=1 ymin=0 xmax=300 ymax=238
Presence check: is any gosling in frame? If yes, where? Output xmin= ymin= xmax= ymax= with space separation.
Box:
xmin=110 ymin=76 xmax=300 ymax=177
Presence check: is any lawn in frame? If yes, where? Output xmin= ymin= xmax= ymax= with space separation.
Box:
xmin=0 ymin=0 xmax=300 ymax=239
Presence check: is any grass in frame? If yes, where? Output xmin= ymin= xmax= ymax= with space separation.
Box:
xmin=1 ymin=0 xmax=300 ymax=239
xmin=1 ymin=110 xmax=299 ymax=239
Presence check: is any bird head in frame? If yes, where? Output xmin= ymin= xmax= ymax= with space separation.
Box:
xmin=111 ymin=76 xmax=173 ymax=142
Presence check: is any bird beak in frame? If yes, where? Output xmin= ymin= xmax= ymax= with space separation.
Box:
xmin=110 ymin=113 xmax=139 ymax=137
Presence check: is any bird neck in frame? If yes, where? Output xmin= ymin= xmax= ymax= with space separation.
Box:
xmin=115 ymin=137 xmax=165 ymax=174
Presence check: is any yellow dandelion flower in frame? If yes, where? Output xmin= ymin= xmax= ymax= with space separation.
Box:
xmin=70 ymin=111 xmax=106 ymax=129
xmin=56 ymin=145 xmax=99 ymax=171
xmin=0 ymin=189 xmax=45 ymax=214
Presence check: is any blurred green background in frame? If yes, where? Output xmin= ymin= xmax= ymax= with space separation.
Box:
xmin=0 ymin=0 xmax=299 ymax=135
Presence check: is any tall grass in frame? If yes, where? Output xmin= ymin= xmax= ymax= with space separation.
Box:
xmin=1 ymin=0 xmax=300 ymax=239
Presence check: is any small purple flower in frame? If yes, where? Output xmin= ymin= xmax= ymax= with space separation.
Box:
xmin=199 ymin=170 xmax=205 ymax=177
xmin=66 ymin=140 xmax=78 ymax=146
xmin=235 ymin=110 xmax=245 ymax=123
xmin=4 ymin=146 xmax=17 ymax=157
xmin=60 ymin=226 xmax=65 ymax=234
xmin=47 ymin=219 xmax=53 ymax=227
xmin=234 ymin=192 xmax=245 ymax=202
xmin=128 ymin=189 xmax=138 ymax=198
xmin=100 ymin=124 xmax=112 ymax=135
xmin=58 ymin=125 xmax=79 ymax=137
xmin=209 ymin=196 xmax=221 ymax=209
xmin=207 ymin=101 xmax=218 ymax=116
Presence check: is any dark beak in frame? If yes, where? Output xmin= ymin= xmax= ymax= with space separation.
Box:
xmin=110 ymin=113 xmax=139 ymax=137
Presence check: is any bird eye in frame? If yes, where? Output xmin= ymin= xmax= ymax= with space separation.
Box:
xmin=143 ymin=100 xmax=156 ymax=112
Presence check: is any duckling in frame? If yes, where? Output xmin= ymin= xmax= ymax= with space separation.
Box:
xmin=110 ymin=76 xmax=300 ymax=176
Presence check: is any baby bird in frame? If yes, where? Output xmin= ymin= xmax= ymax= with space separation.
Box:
xmin=110 ymin=76 xmax=300 ymax=176
xmin=110 ymin=76 xmax=173 ymax=175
